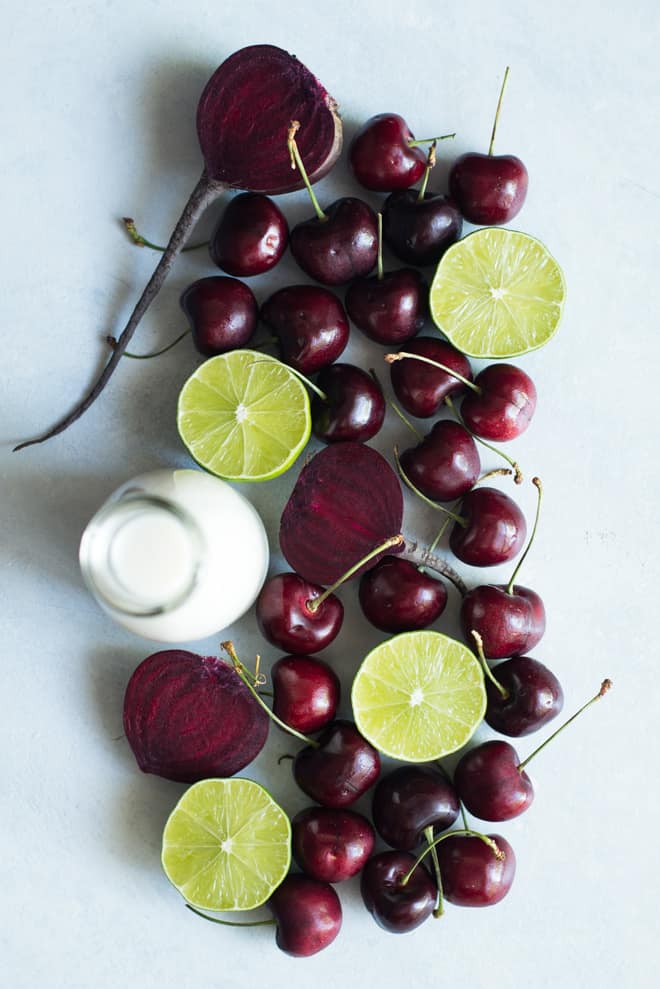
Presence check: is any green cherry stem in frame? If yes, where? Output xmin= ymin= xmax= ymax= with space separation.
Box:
xmin=445 ymin=396 xmax=522 ymax=483
xmin=107 ymin=328 xmax=190 ymax=359
xmin=408 ymin=132 xmax=456 ymax=148
xmin=459 ymin=802 xmax=469 ymax=832
xmin=517 ymin=679 xmax=613 ymax=773
xmin=394 ymin=446 xmax=468 ymax=527
xmin=416 ymin=141 xmax=436 ymax=202
xmin=122 ymin=217 xmax=208 ymax=253
xmin=221 ymin=641 xmax=319 ymax=749
xmin=423 ymin=826 xmax=445 ymax=919
xmin=384 ymin=392 xmax=423 ymax=441
xmin=186 ymin=904 xmax=276 ymax=927
xmin=288 ymin=120 xmax=327 ymax=222
xmin=307 ymin=535 xmax=406 ymax=612
xmin=505 ymin=477 xmax=542 ymax=593
xmin=471 ymin=629 xmax=509 ymax=700
xmin=488 ymin=66 xmax=510 ymax=156
xmin=400 ymin=829 xmax=504 ymax=887
xmin=385 ymin=352 xmax=480 ymax=394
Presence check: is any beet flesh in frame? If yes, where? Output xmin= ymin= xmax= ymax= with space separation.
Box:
xmin=123 ymin=650 xmax=269 ymax=782
xmin=198 ymin=45 xmax=342 ymax=194
xmin=280 ymin=443 xmax=404 ymax=586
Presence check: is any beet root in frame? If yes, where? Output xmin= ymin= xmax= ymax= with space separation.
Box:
xmin=123 ymin=650 xmax=269 ymax=782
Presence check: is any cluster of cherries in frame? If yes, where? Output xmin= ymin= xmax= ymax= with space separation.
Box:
xmin=126 ymin=86 xmax=606 ymax=958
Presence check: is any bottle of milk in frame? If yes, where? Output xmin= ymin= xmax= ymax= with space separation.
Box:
xmin=79 ymin=468 xmax=269 ymax=642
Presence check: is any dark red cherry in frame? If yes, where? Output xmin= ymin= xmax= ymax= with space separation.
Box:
xmin=437 ymin=833 xmax=515 ymax=906
xmin=454 ymin=740 xmax=533 ymax=821
xmin=400 ymin=420 xmax=480 ymax=502
xmin=209 ymin=192 xmax=288 ymax=276
xmin=390 ymin=337 xmax=473 ymax=417
xmin=461 ymin=364 xmax=537 ymax=441
xmin=449 ymin=153 xmax=528 ymax=225
xmin=312 ymin=364 xmax=385 ymax=444
xmin=290 ymin=197 xmax=378 ymax=285
xmin=292 ymin=807 xmax=375 ymax=883
xmin=382 ymin=189 xmax=462 ymax=267
xmin=268 ymin=874 xmax=342 ymax=957
xmin=461 ymin=584 xmax=545 ymax=659
xmin=345 ymin=268 xmax=427 ymax=345
xmin=349 ymin=114 xmax=427 ymax=191
xmin=450 ymin=487 xmax=526 ymax=567
xmin=179 ymin=277 xmax=257 ymax=356
xmin=485 ymin=656 xmax=563 ymax=737
xmin=255 ymin=573 xmax=343 ymax=654
xmin=358 ymin=557 xmax=447 ymax=633
xmin=271 ymin=655 xmax=340 ymax=734
xmin=372 ymin=766 xmax=459 ymax=850
xmin=361 ymin=852 xmax=436 ymax=933
xmin=293 ymin=720 xmax=380 ymax=808
xmin=260 ymin=285 xmax=349 ymax=375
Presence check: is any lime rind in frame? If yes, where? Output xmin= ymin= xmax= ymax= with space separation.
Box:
xmin=177 ymin=350 xmax=311 ymax=482
xmin=351 ymin=630 xmax=486 ymax=762
xmin=161 ymin=778 xmax=291 ymax=912
xmin=430 ymin=228 xmax=566 ymax=358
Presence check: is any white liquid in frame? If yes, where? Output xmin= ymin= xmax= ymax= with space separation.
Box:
xmin=80 ymin=469 xmax=269 ymax=642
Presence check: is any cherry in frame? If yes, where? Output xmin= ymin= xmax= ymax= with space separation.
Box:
xmin=449 ymin=487 xmax=526 ymax=567
xmin=449 ymin=68 xmax=528 ymax=225
xmin=484 ymin=655 xmax=564 ymax=737
xmin=268 ymin=874 xmax=342 ymax=957
xmin=371 ymin=766 xmax=459 ymax=851
xmin=292 ymin=807 xmax=375 ymax=883
xmin=437 ymin=833 xmax=515 ymax=906
xmin=288 ymin=122 xmax=377 ymax=285
xmin=358 ymin=556 xmax=447 ymax=633
xmin=461 ymin=363 xmax=537 ymax=441
xmin=271 ymin=655 xmax=340 ymax=734
xmin=311 ymin=364 xmax=385 ymax=443
xmin=389 ymin=338 xmax=473 ymax=417
xmin=255 ymin=572 xmax=343 ymax=654
xmin=361 ymin=852 xmax=436 ymax=933
xmin=209 ymin=192 xmax=288 ymax=276
xmin=349 ymin=114 xmax=427 ymax=191
xmin=260 ymin=285 xmax=349 ymax=375
xmin=399 ymin=420 xmax=480 ymax=502
xmin=179 ymin=277 xmax=257 ymax=355
xmin=293 ymin=720 xmax=381 ymax=808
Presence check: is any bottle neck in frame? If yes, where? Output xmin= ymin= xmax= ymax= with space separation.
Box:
xmin=79 ymin=492 xmax=204 ymax=617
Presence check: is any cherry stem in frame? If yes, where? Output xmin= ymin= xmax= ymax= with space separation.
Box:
xmin=445 ymin=397 xmax=522 ymax=483
xmin=386 ymin=352 xmax=480 ymax=395
xmin=417 ymin=141 xmax=436 ymax=202
xmin=307 ymin=535 xmax=405 ymax=612
xmin=401 ymin=829 xmax=504 ymax=886
xmin=488 ymin=66 xmax=510 ymax=156
xmin=423 ymin=825 xmax=445 ymax=919
xmin=400 ymin=538 xmax=467 ymax=595
xmin=376 ymin=212 xmax=384 ymax=281
xmin=247 ymin=359 xmax=327 ymax=402
xmin=221 ymin=641 xmax=318 ymax=749
xmin=471 ymin=630 xmax=509 ymax=700
xmin=459 ymin=802 xmax=469 ymax=832
xmin=288 ymin=121 xmax=327 ymax=222
xmin=517 ymin=679 xmax=613 ymax=772
xmin=122 ymin=217 xmax=208 ymax=253
xmin=394 ymin=446 xmax=467 ymax=527
xmin=186 ymin=905 xmax=276 ymax=928
xmin=408 ymin=132 xmax=456 ymax=148
xmin=386 ymin=395 xmax=423 ymax=441
xmin=14 ymin=171 xmax=224 ymax=451
xmin=107 ymin=327 xmax=191 ymax=360
xmin=506 ymin=477 xmax=542 ymax=594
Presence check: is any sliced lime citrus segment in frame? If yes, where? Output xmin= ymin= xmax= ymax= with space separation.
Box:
xmin=177 ymin=350 xmax=311 ymax=481
xmin=351 ymin=630 xmax=486 ymax=762
xmin=161 ymin=778 xmax=291 ymax=911
xmin=429 ymin=228 xmax=565 ymax=358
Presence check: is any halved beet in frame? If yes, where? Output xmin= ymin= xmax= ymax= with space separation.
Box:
xmin=280 ymin=443 xmax=404 ymax=586
xmin=123 ymin=650 xmax=269 ymax=782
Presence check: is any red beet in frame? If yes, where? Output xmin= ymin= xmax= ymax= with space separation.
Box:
xmin=18 ymin=44 xmax=342 ymax=451
xmin=280 ymin=443 xmax=404 ymax=586
xmin=123 ymin=650 xmax=269 ymax=782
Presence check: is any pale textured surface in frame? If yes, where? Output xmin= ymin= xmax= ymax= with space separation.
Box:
xmin=1 ymin=1 xmax=658 ymax=986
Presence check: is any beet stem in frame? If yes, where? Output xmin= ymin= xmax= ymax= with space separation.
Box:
xmin=400 ymin=539 xmax=467 ymax=596
xmin=14 ymin=171 xmax=224 ymax=451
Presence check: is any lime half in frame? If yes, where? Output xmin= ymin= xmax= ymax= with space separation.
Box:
xmin=177 ymin=350 xmax=311 ymax=481
xmin=351 ymin=631 xmax=486 ymax=762
xmin=161 ymin=778 xmax=291 ymax=911
xmin=430 ymin=228 xmax=565 ymax=358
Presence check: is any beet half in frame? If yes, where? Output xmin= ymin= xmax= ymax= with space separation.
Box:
xmin=123 ymin=650 xmax=269 ymax=782
xmin=17 ymin=45 xmax=342 ymax=450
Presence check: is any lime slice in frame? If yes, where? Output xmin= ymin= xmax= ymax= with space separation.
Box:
xmin=351 ymin=631 xmax=486 ymax=761
xmin=161 ymin=778 xmax=291 ymax=911
xmin=429 ymin=228 xmax=565 ymax=358
xmin=177 ymin=350 xmax=311 ymax=481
